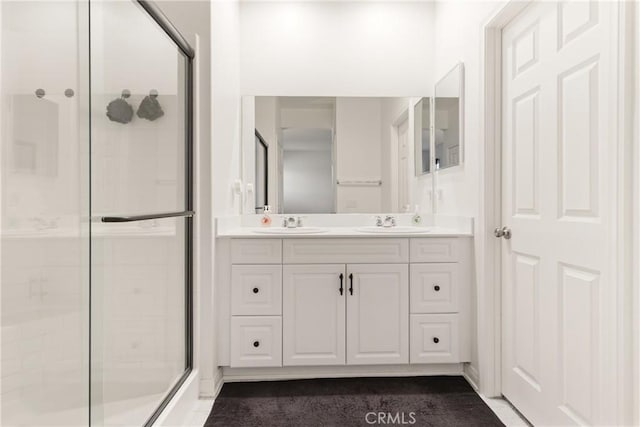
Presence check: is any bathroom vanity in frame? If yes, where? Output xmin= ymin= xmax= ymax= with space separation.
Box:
xmin=216 ymin=218 xmax=473 ymax=380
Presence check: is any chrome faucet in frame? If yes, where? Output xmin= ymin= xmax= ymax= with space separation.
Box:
xmin=383 ymin=215 xmax=396 ymax=227
xmin=374 ymin=215 xmax=396 ymax=227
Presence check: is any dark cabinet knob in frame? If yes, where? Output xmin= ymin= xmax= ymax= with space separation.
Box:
xmin=434 ymin=285 xmax=440 ymax=291
xmin=252 ymin=287 xmax=259 ymax=294
xmin=253 ymin=340 xmax=260 ymax=348
xmin=433 ymin=337 xmax=439 ymax=344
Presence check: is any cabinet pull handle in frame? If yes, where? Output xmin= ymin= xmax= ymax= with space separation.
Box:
xmin=433 ymin=337 xmax=439 ymax=344
xmin=348 ymin=273 xmax=354 ymax=295
xmin=252 ymin=287 xmax=259 ymax=294
xmin=253 ymin=340 xmax=260 ymax=348
xmin=434 ymin=285 xmax=440 ymax=292
xmin=339 ymin=273 xmax=344 ymax=295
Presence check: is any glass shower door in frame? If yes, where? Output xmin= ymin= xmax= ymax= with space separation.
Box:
xmin=89 ymin=1 xmax=193 ymax=426
xmin=1 ymin=1 xmax=91 ymax=426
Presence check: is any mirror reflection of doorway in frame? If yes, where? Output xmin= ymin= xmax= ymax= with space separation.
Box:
xmin=281 ymin=128 xmax=334 ymax=214
xmin=395 ymin=113 xmax=409 ymax=213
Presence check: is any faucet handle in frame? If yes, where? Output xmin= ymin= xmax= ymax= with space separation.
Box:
xmin=383 ymin=215 xmax=397 ymax=227
xmin=374 ymin=216 xmax=383 ymax=227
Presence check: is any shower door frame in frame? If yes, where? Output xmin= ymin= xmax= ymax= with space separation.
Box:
xmin=94 ymin=2 xmax=195 ymax=426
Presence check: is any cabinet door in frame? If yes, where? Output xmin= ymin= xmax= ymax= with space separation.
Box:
xmin=283 ymin=264 xmax=346 ymax=366
xmin=346 ymin=264 xmax=409 ymax=365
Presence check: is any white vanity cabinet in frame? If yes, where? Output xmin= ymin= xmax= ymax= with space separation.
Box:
xmin=346 ymin=264 xmax=409 ymax=365
xmin=282 ymin=263 xmax=408 ymax=367
xmin=408 ymin=238 xmax=470 ymax=364
xmin=219 ymin=236 xmax=471 ymax=373
xmin=282 ymin=264 xmax=346 ymax=366
xmin=228 ymin=239 xmax=283 ymax=368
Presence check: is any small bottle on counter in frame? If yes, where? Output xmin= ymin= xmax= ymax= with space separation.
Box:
xmin=261 ymin=205 xmax=272 ymax=227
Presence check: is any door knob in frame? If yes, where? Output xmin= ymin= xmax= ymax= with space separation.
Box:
xmin=502 ymin=226 xmax=512 ymax=239
xmin=494 ymin=226 xmax=512 ymax=239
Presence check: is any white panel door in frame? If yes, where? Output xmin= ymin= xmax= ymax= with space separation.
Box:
xmin=501 ymin=1 xmax=618 ymax=425
xmin=346 ymin=264 xmax=409 ymax=365
xmin=283 ymin=264 xmax=346 ymax=366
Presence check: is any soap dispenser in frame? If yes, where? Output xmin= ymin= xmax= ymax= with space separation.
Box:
xmin=261 ymin=205 xmax=272 ymax=227
xmin=412 ymin=205 xmax=422 ymax=225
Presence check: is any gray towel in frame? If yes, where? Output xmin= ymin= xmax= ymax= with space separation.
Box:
xmin=106 ymin=98 xmax=134 ymax=124
xmin=137 ymin=95 xmax=164 ymax=121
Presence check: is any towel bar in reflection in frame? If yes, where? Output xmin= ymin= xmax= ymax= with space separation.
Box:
xmin=336 ymin=180 xmax=382 ymax=187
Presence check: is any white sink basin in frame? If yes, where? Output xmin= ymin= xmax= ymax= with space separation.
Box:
xmin=252 ymin=227 xmax=328 ymax=235
xmin=355 ymin=226 xmax=431 ymax=234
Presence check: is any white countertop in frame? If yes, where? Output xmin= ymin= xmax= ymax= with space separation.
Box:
xmin=217 ymin=225 xmax=472 ymax=238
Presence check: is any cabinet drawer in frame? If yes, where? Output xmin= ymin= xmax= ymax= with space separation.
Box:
xmin=283 ymin=238 xmax=408 ymax=264
xmin=410 ymin=314 xmax=460 ymax=364
xmin=231 ymin=239 xmax=281 ymax=264
xmin=230 ymin=316 xmax=282 ymax=367
xmin=410 ymin=238 xmax=460 ymax=263
xmin=410 ymin=263 xmax=459 ymax=313
xmin=232 ymin=265 xmax=282 ymax=315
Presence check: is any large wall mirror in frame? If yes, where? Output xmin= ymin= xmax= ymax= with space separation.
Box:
xmin=434 ymin=63 xmax=464 ymax=170
xmin=243 ymin=96 xmax=430 ymax=214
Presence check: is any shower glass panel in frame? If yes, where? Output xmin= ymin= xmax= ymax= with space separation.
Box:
xmin=90 ymin=1 xmax=192 ymax=426
xmin=1 ymin=1 xmax=90 ymax=426
xmin=1 ymin=1 xmax=192 ymax=426
xmin=90 ymin=1 xmax=186 ymax=217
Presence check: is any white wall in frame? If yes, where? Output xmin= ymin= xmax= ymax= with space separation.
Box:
xmin=238 ymin=1 xmax=436 ymax=215
xmin=207 ymin=0 xmax=242 ymax=396
xmin=239 ymin=1 xmax=434 ymax=97
xmin=432 ymin=1 xmax=499 ymax=217
xmin=431 ymin=0 xmax=504 ymax=390
xmin=211 ymin=2 xmax=242 ymax=218
xmin=335 ymin=98 xmax=382 ymax=212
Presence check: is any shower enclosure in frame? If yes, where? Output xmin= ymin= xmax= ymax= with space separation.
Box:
xmin=0 ymin=1 xmax=194 ymax=425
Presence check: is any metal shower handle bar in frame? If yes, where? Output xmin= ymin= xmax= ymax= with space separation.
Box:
xmin=101 ymin=210 xmax=194 ymax=223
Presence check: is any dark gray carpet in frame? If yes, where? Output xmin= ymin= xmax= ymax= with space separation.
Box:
xmin=205 ymin=376 xmax=504 ymax=427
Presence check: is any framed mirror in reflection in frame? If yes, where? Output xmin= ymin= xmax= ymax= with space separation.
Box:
xmin=414 ymin=97 xmax=431 ymax=176
xmin=434 ymin=63 xmax=464 ymax=171
xmin=255 ymin=131 xmax=268 ymax=213
xmin=246 ymin=96 xmax=429 ymax=214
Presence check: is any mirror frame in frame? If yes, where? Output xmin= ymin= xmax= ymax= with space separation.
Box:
xmin=433 ymin=62 xmax=465 ymax=171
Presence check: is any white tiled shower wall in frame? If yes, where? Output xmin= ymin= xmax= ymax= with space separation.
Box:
xmin=1 ymin=226 xmax=185 ymax=425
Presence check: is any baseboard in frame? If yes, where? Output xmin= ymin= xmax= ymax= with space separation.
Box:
xmin=463 ymin=363 xmax=480 ymax=391
xmin=222 ymin=364 xmax=464 ymax=382
xmin=198 ymin=378 xmax=215 ymax=398
xmin=198 ymin=368 xmax=224 ymax=398
xmin=154 ymin=370 xmax=200 ymax=427
xmin=212 ymin=368 xmax=224 ymax=398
